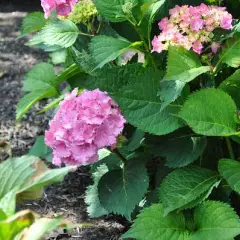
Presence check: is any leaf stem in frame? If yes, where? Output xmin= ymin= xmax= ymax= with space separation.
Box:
xmin=113 ymin=149 xmax=127 ymax=164
xmin=78 ymin=31 xmax=94 ymax=37
xmin=226 ymin=137 xmax=235 ymax=160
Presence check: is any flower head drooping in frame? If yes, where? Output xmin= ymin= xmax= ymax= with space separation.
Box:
xmin=45 ymin=89 xmax=126 ymax=166
xmin=41 ymin=0 xmax=78 ymax=18
xmin=68 ymin=0 xmax=97 ymax=24
xmin=152 ymin=4 xmax=233 ymax=55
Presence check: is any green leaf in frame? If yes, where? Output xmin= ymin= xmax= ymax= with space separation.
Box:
xmin=0 ymin=155 xmax=72 ymax=201
xmin=218 ymin=159 xmax=240 ymax=194
xmin=164 ymin=46 xmax=210 ymax=82
xmin=114 ymin=71 xmax=183 ymax=135
xmin=91 ymin=149 xmax=122 ymax=173
xmin=98 ymin=158 xmax=149 ymax=220
xmin=189 ymin=201 xmax=240 ymax=240
xmin=21 ymin=12 xmax=47 ymax=35
xmin=128 ymin=129 xmax=145 ymax=151
xmin=23 ymin=63 xmax=56 ymax=92
xmin=85 ymin=165 xmax=109 ymax=218
xmin=29 ymin=135 xmax=52 ymax=162
xmin=17 ymin=63 xmax=58 ymax=120
xmin=159 ymin=166 xmax=219 ymax=216
xmin=139 ymin=0 xmax=166 ymax=46
xmin=0 ymin=190 xmax=16 ymax=217
xmin=83 ymin=63 xmax=148 ymax=94
xmin=90 ymin=36 xmax=140 ymax=69
xmin=50 ymin=49 xmax=67 ymax=65
xmin=217 ymin=33 xmax=240 ymax=68
xmin=121 ymin=204 xmax=189 ymax=240
xmin=179 ymin=89 xmax=238 ymax=136
xmin=95 ymin=0 xmax=138 ymax=22
xmin=40 ymin=20 xmax=79 ymax=48
xmin=219 ymin=69 xmax=240 ymax=108
xmin=156 ymin=135 xmax=207 ymax=168
xmin=0 ymin=209 xmax=6 ymax=221
xmin=159 ymin=46 xmax=210 ymax=109
xmin=0 ymin=210 xmax=35 ymax=240
xmin=19 ymin=217 xmax=69 ymax=240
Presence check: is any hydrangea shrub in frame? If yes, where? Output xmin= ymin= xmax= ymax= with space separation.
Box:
xmin=18 ymin=0 xmax=240 ymax=239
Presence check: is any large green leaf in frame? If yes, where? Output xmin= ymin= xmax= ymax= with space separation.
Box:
xmin=0 ymin=155 xmax=72 ymax=201
xmin=114 ymin=72 xmax=183 ymax=135
xmin=154 ymin=134 xmax=207 ymax=168
xmin=0 ymin=190 xmax=16 ymax=217
xmin=179 ymin=89 xmax=238 ymax=136
xmin=219 ymin=69 xmax=240 ymax=108
xmin=121 ymin=204 xmax=189 ymax=240
xmin=82 ymin=64 xmax=148 ymax=94
xmin=21 ymin=12 xmax=47 ymax=35
xmin=39 ymin=20 xmax=79 ymax=48
xmin=189 ymin=201 xmax=240 ymax=240
xmin=90 ymin=36 xmax=141 ymax=69
xmin=217 ymin=33 xmax=240 ymax=68
xmin=98 ymin=158 xmax=149 ymax=220
xmin=95 ymin=0 xmax=138 ymax=22
xmin=159 ymin=166 xmax=219 ymax=216
xmin=218 ymin=159 xmax=240 ymax=194
xmin=139 ymin=0 xmax=166 ymax=46
xmin=85 ymin=165 xmax=109 ymax=218
xmin=159 ymin=46 xmax=210 ymax=109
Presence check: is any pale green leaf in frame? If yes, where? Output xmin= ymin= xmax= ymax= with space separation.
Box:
xmin=90 ymin=36 xmax=140 ymax=69
xmin=218 ymin=159 xmax=240 ymax=194
xmin=0 ymin=190 xmax=16 ymax=217
xmin=114 ymin=72 xmax=183 ymax=135
xmin=121 ymin=204 xmax=189 ymax=240
xmin=95 ymin=0 xmax=138 ymax=22
xmin=85 ymin=165 xmax=109 ymax=218
xmin=179 ymin=89 xmax=238 ymax=136
xmin=19 ymin=217 xmax=68 ymax=240
xmin=50 ymin=49 xmax=68 ymax=65
xmin=189 ymin=201 xmax=240 ymax=240
xmin=219 ymin=69 xmax=240 ymax=108
xmin=0 ymin=155 xmax=72 ymax=201
xmin=21 ymin=12 xmax=47 ymax=35
xmin=218 ymin=33 xmax=240 ymax=68
xmin=98 ymin=158 xmax=149 ymax=220
xmin=40 ymin=20 xmax=79 ymax=48
xmin=159 ymin=46 xmax=210 ymax=109
xmin=159 ymin=166 xmax=219 ymax=216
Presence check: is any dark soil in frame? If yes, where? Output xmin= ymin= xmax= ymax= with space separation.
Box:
xmin=0 ymin=4 xmax=125 ymax=239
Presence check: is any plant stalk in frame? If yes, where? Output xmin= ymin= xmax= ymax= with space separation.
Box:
xmin=226 ymin=137 xmax=235 ymax=160
xmin=113 ymin=149 xmax=127 ymax=164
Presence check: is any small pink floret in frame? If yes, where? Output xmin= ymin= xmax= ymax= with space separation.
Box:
xmin=45 ymin=88 xmax=126 ymax=166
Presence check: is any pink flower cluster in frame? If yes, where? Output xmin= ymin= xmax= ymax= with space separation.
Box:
xmin=41 ymin=0 xmax=78 ymax=18
xmin=152 ymin=4 xmax=233 ymax=55
xmin=45 ymin=89 xmax=126 ymax=166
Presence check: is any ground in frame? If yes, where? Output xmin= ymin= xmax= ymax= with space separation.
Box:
xmin=0 ymin=3 xmax=125 ymax=240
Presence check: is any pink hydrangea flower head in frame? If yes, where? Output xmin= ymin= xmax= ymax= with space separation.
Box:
xmin=45 ymin=88 xmax=126 ymax=166
xmin=152 ymin=4 xmax=233 ymax=55
xmin=41 ymin=0 xmax=78 ymax=18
